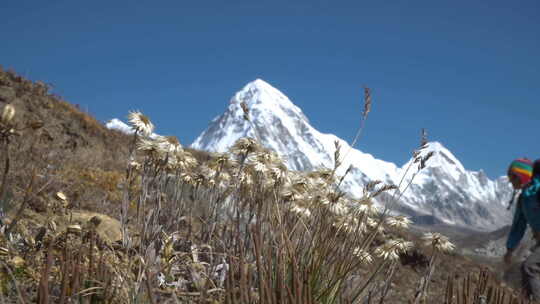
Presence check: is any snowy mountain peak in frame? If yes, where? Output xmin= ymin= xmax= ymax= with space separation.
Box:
xmin=230 ymin=79 xmax=302 ymax=115
xmin=188 ymin=81 xmax=513 ymax=231
xmin=422 ymin=141 xmax=466 ymax=174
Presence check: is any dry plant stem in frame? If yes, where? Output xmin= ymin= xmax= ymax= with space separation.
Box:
xmin=341 ymin=117 xmax=367 ymax=165
xmin=351 ymin=259 xmax=390 ymax=303
xmin=144 ymin=268 xmax=157 ymax=304
xmin=38 ymin=243 xmax=53 ymax=304
xmin=5 ymin=170 xmax=36 ymax=235
xmin=0 ymin=260 xmax=28 ymax=304
xmin=413 ymin=250 xmax=438 ymax=304
xmin=0 ymin=141 xmax=9 ymax=209
xmin=378 ymin=261 xmax=397 ymax=304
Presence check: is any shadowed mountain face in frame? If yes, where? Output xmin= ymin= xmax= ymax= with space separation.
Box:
xmin=188 ymin=79 xmax=512 ymax=231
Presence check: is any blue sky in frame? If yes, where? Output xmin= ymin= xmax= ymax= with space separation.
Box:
xmin=1 ymin=0 xmax=539 ymax=178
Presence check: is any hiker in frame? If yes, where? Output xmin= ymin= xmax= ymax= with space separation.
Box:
xmin=504 ymin=158 xmax=540 ymax=300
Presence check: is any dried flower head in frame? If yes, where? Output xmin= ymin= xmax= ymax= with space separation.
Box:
xmin=230 ymin=137 xmax=259 ymax=156
xmin=352 ymin=247 xmax=373 ymax=264
xmin=363 ymin=86 xmax=372 ymax=119
xmin=422 ymin=232 xmax=455 ymax=252
xmin=355 ymin=199 xmax=379 ymax=216
xmin=290 ymin=205 xmax=311 ymax=217
xmin=137 ymin=137 xmax=160 ymax=155
xmin=0 ymin=104 xmax=15 ymax=125
xmin=385 ymin=215 xmax=412 ymax=230
xmin=55 ymin=192 xmax=67 ymax=202
xmin=374 ymin=241 xmax=400 ymax=261
xmin=128 ymin=110 xmax=154 ymax=136
xmin=374 ymin=239 xmax=411 ymax=261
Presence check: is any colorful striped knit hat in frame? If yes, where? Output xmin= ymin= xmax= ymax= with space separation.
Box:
xmin=508 ymin=158 xmax=533 ymax=186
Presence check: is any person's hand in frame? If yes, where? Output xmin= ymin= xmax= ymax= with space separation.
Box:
xmin=504 ymin=250 xmax=513 ymax=265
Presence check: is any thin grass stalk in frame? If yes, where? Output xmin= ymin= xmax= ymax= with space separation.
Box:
xmin=59 ymin=243 xmax=69 ymax=304
xmin=377 ymin=261 xmax=397 ymax=304
xmin=0 ymin=141 xmax=10 ymax=213
xmin=38 ymin=244 xmax=53 ymax=304
xmin=5 ymin=170 xmax=36 ymax=235
xmin=350 ymin=260 xmax=390 ymax=303
xmin=0 ymin=260 xmax=28 ymax=304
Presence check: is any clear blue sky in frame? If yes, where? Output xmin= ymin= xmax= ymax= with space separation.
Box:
xmin=2 ymin=0 xmax=539 ymax=178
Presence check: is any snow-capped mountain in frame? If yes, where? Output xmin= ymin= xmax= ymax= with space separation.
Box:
xmin=190 ymin=79 xmax=513 ymax=231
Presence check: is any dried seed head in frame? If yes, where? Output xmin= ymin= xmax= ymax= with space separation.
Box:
xmin=128 ymin=110 xmax=154 ymax=136
xmin=385 ymin=215 xmax=412 ymax=230
xmin=420 ymin=128 xmax=428 ymax=149
xmin=352 ymin=248 xmax=373 ymax=264
xmin=363 ymin=86 xmax=372 ymax=119
xmin=422 ymin=232 xmax=455 ymax=252
xmin=67 ymin=224 xmax=82 ymax=234
xmin=55 ymin=191 xmax=67 ymax=202
xmin=0 ymin=247 xmax=9 ymax=256
xmin=374 ymin=242 xmax=400 ymax=261
xmin=371 ymin=184 xmax=398 ymax=198
xmin=1 ymin=104 xmax=15 ymax=124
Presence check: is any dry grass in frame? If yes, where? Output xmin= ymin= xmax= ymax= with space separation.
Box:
xmin=0 ymin=67 xmax=534 ymax=303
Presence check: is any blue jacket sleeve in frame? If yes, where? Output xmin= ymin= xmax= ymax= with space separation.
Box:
xmin=506 ymin=199 xmax=527 ymax=251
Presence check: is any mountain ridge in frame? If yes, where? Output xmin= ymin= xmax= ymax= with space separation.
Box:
xmin=108 ymin=79 xmax=513 ymax=231
xmin=190 ymin=79 xmax=513 ymax=231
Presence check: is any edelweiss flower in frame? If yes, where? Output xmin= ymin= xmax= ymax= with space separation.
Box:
xmin=374 ymin=242 xmax=400 ymax=261
xmin=252 ymin=161 xmax=268 ymax=174
xmin=388 ymin=239 xmax=413 ymax=252
xmin=181 ymin=172 xmax=194 ymax=184
xmin=422 ymin=232 xmax=455 ymax=252
xmin=230 ymin=137 xmax=259 ymax=156
xmin=128 ymin=111 xmax=154 ymax=136
xmin=329 ymin=203 xmax=347 ymax=216
xmin=352 ymin=248 xmax=373 ymax=264
xmin=137 ymin=137 xmax=160 ymax=154
xmin=175 ymin=151 xmax=198 ymax=170
xmin=374 ymin=239 xmax=411 ymax=261
xmin=356 ymin=199 xmax=379 ymax=216
xmin=290 ymin=205 xmax=311 ymax=217
xmin=385 ymin=215 xmax=412 ymax=230
xmin=155 ymin=135 xmax=182 ymax=154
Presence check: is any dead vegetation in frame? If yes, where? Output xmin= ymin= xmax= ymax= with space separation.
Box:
xmin=0 ymin=67 xmax=535 ymax=303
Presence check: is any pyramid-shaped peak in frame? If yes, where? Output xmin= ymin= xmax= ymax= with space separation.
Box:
xmin=245 ymin=78 xmax=274 ymax=89
xmin=231 ymin=78 xmax=298 ymax=111
xmin=424 ymin=141 xmax=446 ymax=152
xmin=422 ymin=141 xmax=466 ymax=173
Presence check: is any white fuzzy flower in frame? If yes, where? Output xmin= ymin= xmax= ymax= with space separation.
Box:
xmin=356 ymin=199 xmax=379 ymax=216
xmin=154 ymin=135 xmax=182 ymax=154
xmin=137 ymin=137 xmax=160 ymax=154
xmin=181 ymin=173 xmax=194 ymax=184
xmin=329 ymin=203 xmax=347 ymax=216
xmin=290 ymin=205 xmax=311 ymax=217
xmin=230 ymin=137 xmax=259 ymax=156
xmin=374 ymin=243 xmax=400 ymax=261
xmin=352 ymin=248 xmax=373 ymax=264
xmin=385 ymin=215 xmax=412 ymax=230
xmin=388 ymin=239 xmax=413 ymax=252
xmin=422 ymin=232 xmax=455 ymax=252
xmin=128 ymin=111 xmax=154 ymax=136
xmin=252 ymin=161 xmax=268 ymax=173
